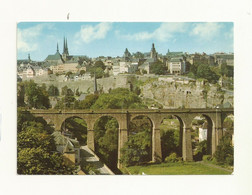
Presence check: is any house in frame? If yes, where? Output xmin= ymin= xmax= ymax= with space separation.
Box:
xmin=199 ymin=122 xmax=208 ymax=142
xmin=168 ymin=57 xmax=186 ymax=75
xmin=52 ymin=131 xmax=81 ymax=165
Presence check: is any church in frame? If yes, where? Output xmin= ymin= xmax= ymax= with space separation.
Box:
xmin=44 ymin=37 xmax=71 ymax=65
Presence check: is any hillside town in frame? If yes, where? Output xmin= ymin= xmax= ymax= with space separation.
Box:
xmin=17 ymin=37 xmax=233 ymax=81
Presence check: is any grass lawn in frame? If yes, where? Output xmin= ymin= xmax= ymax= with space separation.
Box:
xmin=125 ymin=162 xmax=232 ymax=175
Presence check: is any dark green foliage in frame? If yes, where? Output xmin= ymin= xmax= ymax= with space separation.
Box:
xmin=94 ymin=60 xmax=106 ymax=70
xmin=90 ymin=67 xmax=105 ymax=79
xmin=202 ymin=155 xmax=212 ymax=162
xmin=17 ymin=110 xmax=75 ymax=174
xmin=196 ymin=64 xmax=220 ymax=84
xmin=56 ymin=86 xmax=76 ymax=109
xmin=75 ymin=88 xmax=80 ymax=96
xmin=161 ymin=129 xmax=180 ymax=160
xmin=79 ymin=70 xmax=86 ymax=75
xmin=165 ymin=153 xmax=181 ymax=163
xmin=65 ymin=71 xmax=73 ymax=77
xmin=120 ymin=117 xmax=152 ymax=167
xmin=17 ymin=82 xmax=25 ymax=107
xmin=78 ymin=94 xmax=99 ymax=109
xmin=47 ymin=85 xmax=59 ymax=96
xmin=88 ymin=60 xmax=106 ymax=78
xmin=94 ymin=117 xmax=119 ymax=170
xmin=193 ymin=140 xmax=207 ymax=161
xmin=92 ymin=88 xmax=147 ymax=109
xmin=220 ymin=62 xmax=234 ymax=77
xmin=21 ymin=80 xmax=50 ymax=109
xmin=214 ymin=136 xmax=234 ymax=166
xmin=62 ymin=118 xmax=87 ymax=145
xmin=150 ymin=60 xmax=167 ymax=75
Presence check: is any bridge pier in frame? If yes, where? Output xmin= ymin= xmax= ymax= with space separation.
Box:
xmin=152 ymin=128 xmax=162 ymax=162
xmin=182 ymin=127 xmax=193 ymax=161
xmin=87 ymin=130 xmax=95 ymax=151
xmin=118 ymin=128 xmax=128 ymax=168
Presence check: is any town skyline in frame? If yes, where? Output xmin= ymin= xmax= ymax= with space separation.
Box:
xmin=17 ymin=22 xmax=233 ymax=61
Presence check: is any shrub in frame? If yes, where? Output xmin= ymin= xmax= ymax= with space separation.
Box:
xmin=203 ymin=155 xmax=212 ymax=162
xmin=213 ymin=136 xmax=233 ymax=166
xmin=165 ymin=153 xmax=178 ymax=163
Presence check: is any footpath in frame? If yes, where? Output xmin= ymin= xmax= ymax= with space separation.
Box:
xmin=80 ymin=145 xmax=114 ymax=175
xmin=198 ymin=161 xmax=233 ymax=174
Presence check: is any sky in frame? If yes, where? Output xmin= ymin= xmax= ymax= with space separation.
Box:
xmin=17 ymin=22 xmax=233 ymax=61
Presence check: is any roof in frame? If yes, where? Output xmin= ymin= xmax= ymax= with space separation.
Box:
xmin=45 ymin=51 xmax=63 ymax=61
xmin=52 ymin=131 xmax=80 ymax=153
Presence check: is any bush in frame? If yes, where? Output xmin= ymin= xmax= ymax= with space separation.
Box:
xmin=203 ymin=155 xmax=212 ymax=162
xmin=213 ymin=136 xmax=233 ymax=166
xmin=165 ymin=153 xmax=179 ymax=163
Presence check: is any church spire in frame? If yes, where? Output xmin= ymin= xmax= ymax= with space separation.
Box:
xmin=63 ymin=37 xmax=66 ymax=53
xmin=57 ymin=42 xmax=59 ymax=52
xmin=65 ymin=38 xmax=69 ymax=55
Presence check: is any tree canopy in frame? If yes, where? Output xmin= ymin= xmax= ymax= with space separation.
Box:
xmin=150 ymin=60 xmax=167 ymax=75
xmin=91 ymin=88 xmax=147 ymax=109
xmin=17 ymin=110 xmax=75 ymax=174
xmin=18 ymin=80 xmax=50 ymax=109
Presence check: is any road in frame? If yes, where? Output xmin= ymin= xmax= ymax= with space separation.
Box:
xmin=80 ymin=145 xmax=114 ymax=175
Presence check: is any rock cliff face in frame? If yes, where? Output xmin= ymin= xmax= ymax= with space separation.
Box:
xmin=30 ymin=74 xmax=233 ymax=109
xmin=140 ymin=80 xmax=233 ymax=109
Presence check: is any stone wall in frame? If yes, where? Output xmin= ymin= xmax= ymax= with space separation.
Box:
xmin=140 ymin=80 xmax=233 ymax=109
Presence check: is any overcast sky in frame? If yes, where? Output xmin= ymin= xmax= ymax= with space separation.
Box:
xmin=17 ymin=22 xmax=233 ymax=61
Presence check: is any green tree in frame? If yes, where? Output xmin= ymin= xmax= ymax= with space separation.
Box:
xmin=90 ymin=67 xmax=105 ymax=79
xmin=17 ymin=110 xmax=75 ymax=174
xmin=65 ymin=71 xmax=73 ymax=77
xmin=79 ymin=70 xmax=86 ymax=76
xmin=214 ymin=136 xmax=233 ymax=166
xmin=120 ymin=116 xmax=152 ymax=166
xmin=48 ymin=85 xmax=59 ymax=96
xmin=196 ymin=63 xmax=220 ymax=83
xmin=91 ymin=88 xmax=147 ymax=109
xmin=78 ymin=94 xmax=99 ymax=109
xmin=23 ymin=80 xmax=50 ymax=109
xmin=94 ymin=117 xmax=119 ymax=170
xmin=17 ymin=82 xmax=25 ymax=107
xmin=161 ymin=129 xmax=180 ymax=160
xmin=94 ymin=60 xmax=106 ymax=70
xmin=62 ymin=117 xmax=87 ymax=145
xmin=150 ymin=60 xmax=167 ymax=75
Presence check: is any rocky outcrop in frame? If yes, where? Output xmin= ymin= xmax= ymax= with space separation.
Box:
xmin=140 ymin=80 xmax=233 ymax=109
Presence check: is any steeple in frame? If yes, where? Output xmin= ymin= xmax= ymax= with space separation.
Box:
xmin=63 ymin=37 xmax=66 ymax=53
xmin=65 ymin=38 xmax=69 ymax=55
xmin=57 ymin=43 xmax=59 ymax=52
xmin=150 ymin=43 xmax=157 ymax=60
xmin=28 ymin=53 xmax=31 ymax=62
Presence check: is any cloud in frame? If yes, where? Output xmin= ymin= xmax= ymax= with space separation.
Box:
xmin=117 ymin=23 xmax=188 ymax=42
xmin=17 ymin=23 xmax=53 ymax=52
xmin=191 ymin=23 xmax=223 ymax=40
xmin=75 ymin=23 xmax=112 ymax=43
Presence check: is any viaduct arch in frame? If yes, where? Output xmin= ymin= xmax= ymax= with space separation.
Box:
xmin=28 ymin=108 xmax=233 ymax=168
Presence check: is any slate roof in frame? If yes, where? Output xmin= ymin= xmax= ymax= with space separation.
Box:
xmin=45 ymin=51 xmax=63 ymax=61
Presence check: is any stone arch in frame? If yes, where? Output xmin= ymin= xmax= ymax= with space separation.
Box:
xmin=159 ymin=114 xmax=184 ymax=159
xmin=92 ymin=115 xmax=120 ymax=171
xmin=60 ymin=116 xmax=88 ymax=145
xmin=130 ymin=114 xmax=162 ymax=162
xmin=190 ymin=113 xmax=215 ymax=157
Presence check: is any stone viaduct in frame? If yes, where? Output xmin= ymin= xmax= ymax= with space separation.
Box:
xmin=28 ymin=108 xmax=233 ymax=168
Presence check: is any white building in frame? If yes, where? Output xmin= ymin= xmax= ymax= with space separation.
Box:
xmin=169 ymin=57 xmax=186 ymax=75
